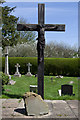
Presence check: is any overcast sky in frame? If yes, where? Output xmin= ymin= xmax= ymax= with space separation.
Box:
xmin=3 ymin=1 xmax=78 ymax=48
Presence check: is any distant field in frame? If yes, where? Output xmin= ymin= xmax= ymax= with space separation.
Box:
xmin=2 ymin=75 xmax=78 ymax=100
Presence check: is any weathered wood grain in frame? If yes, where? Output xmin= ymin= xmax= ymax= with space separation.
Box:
xmin=44 ymin=24 xmax=65 ymax=31
xmin=17 ymin=24 xmax=38 ymax=31
xmin=17 ymin=24 xmax=65 ymax=32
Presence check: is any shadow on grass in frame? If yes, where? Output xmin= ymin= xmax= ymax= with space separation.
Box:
xmin=2 ymin=93 xmax=23 ymax=99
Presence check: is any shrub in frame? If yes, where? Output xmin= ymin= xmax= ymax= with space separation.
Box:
xmin=0 ymin=72 xmax=9 ymax=85
xmin=45 ymin=58 xmax=79 ymax=76
xmin=2 ymin=57 xmax=80 ymax=77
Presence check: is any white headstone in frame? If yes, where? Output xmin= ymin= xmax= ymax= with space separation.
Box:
xmin=27 ymin=63 xmax=32 ymax=72
xmin=14 ymin=63 xmax=21 ymax=77
xmin=25 ymin=63 xmax=32 ymax=76
xmin=58 ymin=89 xmax=62 ymax=96
xmin=69 ymin=81 xmax=74 ymax=84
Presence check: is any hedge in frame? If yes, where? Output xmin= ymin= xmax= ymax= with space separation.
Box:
xmin=0 ymin=72 xmax=9 ymax=85
xmin=2 ymin=57 xmax=80 ymax=77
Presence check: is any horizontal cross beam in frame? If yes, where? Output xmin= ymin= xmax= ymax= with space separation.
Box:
xmin=17 ymin=24 xmax=65 ymax=31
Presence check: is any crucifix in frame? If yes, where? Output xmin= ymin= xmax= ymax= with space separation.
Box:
xmin=17 ymin=4 xmax=65 ymax=99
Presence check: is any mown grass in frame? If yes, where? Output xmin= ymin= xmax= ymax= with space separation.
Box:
xmin=2 ymin=75 xmax=78 ymax=100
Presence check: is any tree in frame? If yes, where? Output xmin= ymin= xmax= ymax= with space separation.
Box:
xmin=2 ymin=5 xmax=36 ymax=49
xmin=17 ymin=18 xmax=36 ymax=44
xmin=44 ymin=42 xmax=77 ymax=58
xmin=8 ymin=42 xmax=37 ymax=57
xmin=6 ymin=41 xmax=77 ymax=58
xmin=2 ymin=5 xmax=19 ymax=49
xmin=0 ymin=0 xmax=5 ymax=4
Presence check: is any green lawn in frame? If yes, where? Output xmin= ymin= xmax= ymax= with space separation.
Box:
xmin=2 ymin=75 xmax=78 ymax=100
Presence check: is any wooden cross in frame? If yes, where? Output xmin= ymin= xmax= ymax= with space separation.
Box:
xmin=17 ymin=4 xmax=65 ymax=99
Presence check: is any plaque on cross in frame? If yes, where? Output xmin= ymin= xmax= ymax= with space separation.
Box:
xmin=17 ymin=4 xmax=65 ymax=99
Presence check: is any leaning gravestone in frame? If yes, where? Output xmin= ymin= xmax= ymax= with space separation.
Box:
xmin=61 ymin=84 xmax=73 ymax=96
xmin=25 ymin=63 xmax=32 ymax=77
xmin=14 ymin=63 xmax=21 ymax=77
xmin=23 ymin=92 xmax=49 ymax=116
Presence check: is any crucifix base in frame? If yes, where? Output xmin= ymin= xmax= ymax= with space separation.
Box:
xmin=14 ymin=72 xmax=21 ymax=77
xmin=25 ymin=72 xmax=32 ymax=77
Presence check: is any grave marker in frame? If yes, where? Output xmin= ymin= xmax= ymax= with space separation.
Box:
xmin=27 ymin=63 xmax=32 ymax=72
xmin=23 ymin=92 xmax=49 ymax=116
xmin=61 ymin=84 xmax=73 ymax=96
xmin=25 ymin=63 xmax=32 ymax=76
xmin=5 ymin=46 xmax=9 ymax=75
xmin=5 ymin=46 xmax=11 ymax=79
xmin=50 ymin=77 xmax=53 ymax=82
xmin=14 ymin=63 xmax=21 ymax=77
xmin=17 ymin=4 xmax=65 ymax=99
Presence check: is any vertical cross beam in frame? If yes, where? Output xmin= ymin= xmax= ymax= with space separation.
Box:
xmin=17 ymin=3 xmax=65 ymax=99
xmin=37 ymin=4 xmax=45 ymax=99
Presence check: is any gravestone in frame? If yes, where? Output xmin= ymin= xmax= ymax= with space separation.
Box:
xmin=69 ymin=81 xmax=74 ymax=84
xmin=56 ymin=75 xmax=63 ymax=79
xmin=14 ymin=63 xmax=21 ymax=77
xmin=50 ymin=77 xmax=53 ymax=82
xmin=61 ymin=84 xmax=73 ymax=96
xmin=25 ymin=63 xmax=32 ymax=76
xmin=30 ymin=85 xmax=38 ymax=93
xmin=23 ymin=92 xmax=49 ymax=116
xmin=17 ymin=3 xmax=65 ymax=99
xmin=58 ymin=89 xmax=62 ymax=96
xmin=4 ymin=46 xmax=11 ymax=78
xmin=8 ymin=80 xmax=16 ymax=85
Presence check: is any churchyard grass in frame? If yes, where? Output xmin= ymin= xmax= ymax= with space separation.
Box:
xmin=2 ymin=75 xmax=78 ymax=100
